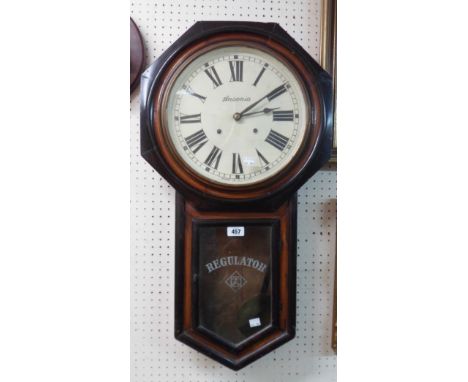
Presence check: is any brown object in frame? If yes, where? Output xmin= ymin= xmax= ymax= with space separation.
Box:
xmin=130 ymin=18 xmax=144 ymax=93
xmin=320 ymin=0 xmax=337 ymax=161
xmin=332 ymin=248 xmax=337 ymax=353
xmin=140 ymin=21 xmax=334 ymax=370
xmin=151 ymin=32 xmax=324 ymax=204
xmin=175 ymin=195 xmax=297 ymax=369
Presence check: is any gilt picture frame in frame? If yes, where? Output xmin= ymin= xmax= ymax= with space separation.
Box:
xmin=320 ymin=0 xmax=337 ymax=162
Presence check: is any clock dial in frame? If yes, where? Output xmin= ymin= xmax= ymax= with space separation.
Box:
xmin=165 ymin=45 xmax=310 ymax=186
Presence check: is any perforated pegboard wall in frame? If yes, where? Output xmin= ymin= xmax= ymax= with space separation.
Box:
xmin=130 ymin=1 xmax=336 ymax=381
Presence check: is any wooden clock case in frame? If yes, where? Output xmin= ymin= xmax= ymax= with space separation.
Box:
xmin=140 ymin=21 xmax=333 ymax=370
xmin=130 ymin=18 xmax=144 ymax=93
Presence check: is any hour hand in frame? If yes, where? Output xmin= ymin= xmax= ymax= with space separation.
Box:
xmin=237 ymin=83 xmax=288 ymax=119
xmin=241 ymin=107 xmax=280 ymax=117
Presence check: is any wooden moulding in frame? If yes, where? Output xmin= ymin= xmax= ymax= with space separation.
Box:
xmin=130 ymin=18 xmax=144 ymax=94
xmin=174 ymin=193 xmax=297 ymax=370
xmin=140 ymin=22 xmax=333 ymax=209
xmin=139 ymin=21 xmax=334 ymax=370
xmin=320 ymin=0 xmax=337 ymax=161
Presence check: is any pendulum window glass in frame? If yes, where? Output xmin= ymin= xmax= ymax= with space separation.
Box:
xmin=193 ymin=221 xmax=279 ymax=350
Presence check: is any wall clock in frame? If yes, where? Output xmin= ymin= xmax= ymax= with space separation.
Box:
xmin=130 ymin=18 xmax=144 ymax=93
xmin=140 ymin=21 xmax=333 ymax=370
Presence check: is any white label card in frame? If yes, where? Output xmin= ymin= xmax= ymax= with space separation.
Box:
xmin=249 ymin=318 xmax=261 ymax=328
xmin=227 ymin=226 xmax=245 ymax=237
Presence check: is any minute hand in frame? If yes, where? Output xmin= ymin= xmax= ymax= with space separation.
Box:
xmin=239 ymin=83 xmax=288 ymax=117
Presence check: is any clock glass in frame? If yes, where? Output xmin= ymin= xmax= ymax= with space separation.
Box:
xmin=164 ymin=44 xmax=310 ymax=186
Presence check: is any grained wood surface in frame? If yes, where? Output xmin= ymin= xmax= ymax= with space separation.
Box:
xmin=175 ymin=195 xmax=297 ymax=370
xmin=130 ymin=18 xmax=144 ymax=93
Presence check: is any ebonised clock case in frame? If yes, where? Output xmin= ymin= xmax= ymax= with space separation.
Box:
xmin=140 ymin=21 xmax=334 ymax=370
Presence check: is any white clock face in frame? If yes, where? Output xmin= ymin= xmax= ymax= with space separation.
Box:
xmin=165 ymin=45 xmax=310 ymax=186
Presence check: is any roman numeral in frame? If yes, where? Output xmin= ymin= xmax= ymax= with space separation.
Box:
xmin=185 ymin=129 xmax=208 ymax=154
xmin=273 ymin=110 xmax=294 ymax=121
xmin=256 ymin=149 xmax=269 ymax=165
xmin=204 ymin=65 xmax=222 ymax=88
xmin=180 ymin=113 xmax=201 ymax=124
xmin=191 ymin=92 xmax=206 ymax=103
xmin=266 ymin=84 xmax=288 ymax=101
xmin=229 ymin=60 xmax=243 ymax=82
xmin=183 ymin=86 xmax=206 ymax=103
xmin=265 ymin=130 xmax=289 ymax=151
xmin=204 ymin=146 xmax=223 ymax=169
xmin=232 ymin=153 xmax=243 ymax=174
xmin=253 ymin=66 xmax=266 ymax=86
